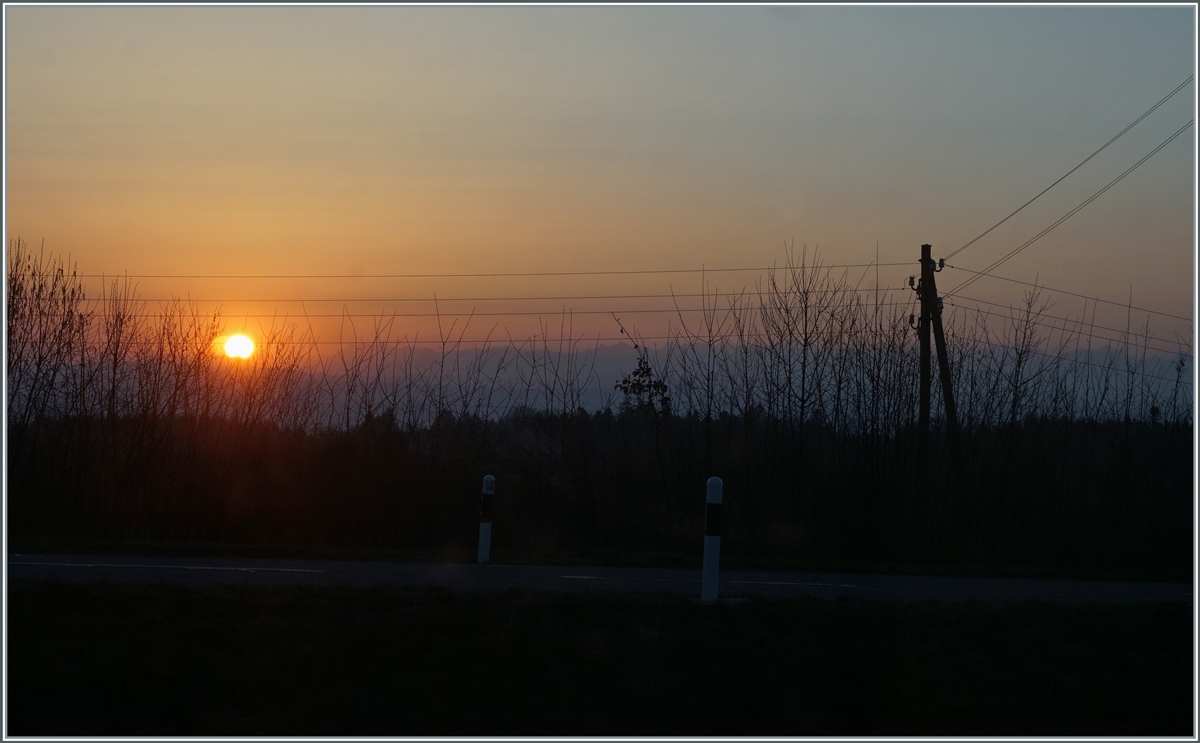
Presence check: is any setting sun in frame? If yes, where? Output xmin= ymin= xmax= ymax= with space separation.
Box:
xmin=224 ymin=334 xmax=254 ymax=359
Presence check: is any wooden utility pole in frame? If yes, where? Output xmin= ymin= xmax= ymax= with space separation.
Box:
xmin=917 ymin=243 xmax=961 ymax=461
xmin=917 ymin=244 xmax=933 ymax=463
xmin=928 ymin=289 xmax=961 ymax=449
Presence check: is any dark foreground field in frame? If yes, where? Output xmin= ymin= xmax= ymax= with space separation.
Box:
xmin=8 ymin=580 xmax=1193 ymax=736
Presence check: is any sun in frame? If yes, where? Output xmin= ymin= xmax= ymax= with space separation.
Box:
xmin=224 ymin=334 xmax=255 ymax=359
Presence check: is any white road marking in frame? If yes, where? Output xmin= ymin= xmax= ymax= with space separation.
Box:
xmin=727 ymin=580 xmax=880 ymax=590
xmin=9 ymin=561 xmax=323 ymax=574
xmin=561 ymin=575 xmax=700 ymax=584
xmin=559 ymin=576 xmax=881 ymax=589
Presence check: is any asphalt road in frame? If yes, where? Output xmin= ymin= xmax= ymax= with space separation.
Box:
xmin=7 ymin=553 xmax=1193 ymax=604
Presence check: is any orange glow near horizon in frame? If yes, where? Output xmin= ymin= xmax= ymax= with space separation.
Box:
xmin=4 ymin=6 xmax=1193 ymax=344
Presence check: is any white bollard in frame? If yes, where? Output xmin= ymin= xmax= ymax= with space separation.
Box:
xmin=478 ymin=475 xmax=495 ymax=564
xmin=701 ymin=476 xmax=723 ymax=602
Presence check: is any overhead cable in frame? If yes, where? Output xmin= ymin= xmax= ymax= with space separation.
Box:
xmin=945 ymin=267 xmax=1192 ymax=322
xmin=945 ymin=119 xmax=1194 ymax=298
xmin=944 ymin=75 xmax=1194 ymax=262
xmin=63 ymin=262 xmax=913 ymax=280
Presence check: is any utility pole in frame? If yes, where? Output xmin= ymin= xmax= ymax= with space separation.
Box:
xmin=917 ymin=244 xmax=933 ymax=464
xmin=914 ymin=244 xmax=961 ymax=465
xmin=928 ymin=275 xmax=961 ymax=453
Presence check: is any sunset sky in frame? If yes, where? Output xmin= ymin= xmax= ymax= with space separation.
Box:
xmin=5 ymin=5 xmax=1195 ymax=348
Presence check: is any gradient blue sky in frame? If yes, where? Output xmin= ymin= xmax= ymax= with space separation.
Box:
xmin=5 ymin=5 xmax=1195 ymax=344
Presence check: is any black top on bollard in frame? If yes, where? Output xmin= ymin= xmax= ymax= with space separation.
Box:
xmin=481 ymin=475 xmax=496 ymax=522
xmin=701 ymin=476 xmax=724 ymax=603
xmin=705 ymin=476 xmax=723 ymax=537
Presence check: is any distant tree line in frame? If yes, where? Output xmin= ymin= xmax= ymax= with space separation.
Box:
xmin=6 ymin=238 xmax=1193 ymax=578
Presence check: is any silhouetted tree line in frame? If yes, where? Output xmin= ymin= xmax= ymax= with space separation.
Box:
xmin=7 ymin=239 xmax=1193 ymax=577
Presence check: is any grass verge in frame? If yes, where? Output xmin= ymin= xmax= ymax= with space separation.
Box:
xmin=7 ymin=579 xmax=1193 ymax=736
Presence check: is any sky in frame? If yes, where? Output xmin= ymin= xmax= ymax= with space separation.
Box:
xmin=5 ymin=5 xmax=1196 ymax=350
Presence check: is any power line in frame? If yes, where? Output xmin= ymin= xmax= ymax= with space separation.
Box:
xmin=951 ymin=293 xmax=1190 ymax=342
xmin=30 ymin=278 xmax=1191 ymax=348
xmin=41 ymin=301 xmax=926 ymax=321
xmin=946 ymin=300 xmax=1190 ymax=358
xmin=945 ymin=119 xmax=1195 ymax=298
xmin=62 ymin=262 xmax=913 ymax=280
xmin=945 ymin=266 xmax=1192 ymax=322
xmin=53 ymin=258 xmax=1189 ymax=324
xmin=96 ymin=325 xmax=1186 ymax=355
xmin=73 ymin=335 xmax=1193 ymax=386
xmin=25 ymin=286 xmax=917 ymax=303
xmin=53 ymin=295 xmax=1187 ymax=355
xmin=970 ymin=343 xmax=1191 ymax=388
xmin=944 ymin=75 xmax=1194 ymax=262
